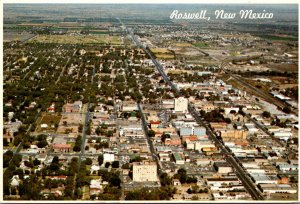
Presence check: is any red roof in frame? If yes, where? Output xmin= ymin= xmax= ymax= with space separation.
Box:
xmin=150 ymin=121 xmax=161 ymax=124
xmin=53 ymin=144 xmax=71 ymax=149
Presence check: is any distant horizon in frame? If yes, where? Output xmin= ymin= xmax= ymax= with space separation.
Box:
xmin=4 ymin=3 xmax=298 ymax=24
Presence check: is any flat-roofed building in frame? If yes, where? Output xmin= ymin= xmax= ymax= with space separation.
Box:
xmin=52 ymin=144 xmax=71 ymax=153
xmin=214 ymin=162 xmax=233 ymax=174
xmin=132 ymin=161 xmax=158 ymax=182
xmin=174 ymin=97 xmax=188 ymax=113
xmin=173 ymin=153 xmax=185 ymax=165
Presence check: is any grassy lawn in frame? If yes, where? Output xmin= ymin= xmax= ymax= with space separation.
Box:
xmin=82 ymin=185 xmax=90 ymax=200
xmin=89 ymin=175 xmax=101 ymax=179
xmin=193 ymin=42 xmax=209 ymax=48
xmin=67 ymin=142 xmax=75 ymax=150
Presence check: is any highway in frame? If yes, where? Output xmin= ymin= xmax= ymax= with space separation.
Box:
xmin=119 ymin=18 xmax=264 ymax=200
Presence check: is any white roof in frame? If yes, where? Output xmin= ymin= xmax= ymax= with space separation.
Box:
xmin=10 ymin=175 xmax=20 ymax=186
xmin=91 ymin=165 xmax=100 ymax=171
xmin=90 ymin=179 xmax=102 ymax=189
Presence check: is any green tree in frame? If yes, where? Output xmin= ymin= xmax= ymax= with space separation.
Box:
xmin=112 ymin=161 xmax=119 ymax=168
xmin=105 ymin=162 xmax=111 ymax=168
xmin=283 ymin=106 xmax=292 ymax=114
xmin=98 ymin=155 xmax=104 ymax=166
xmin=262 ymin=111 xmax=271 ymax=118
xmin=37 ymin=140 xmax=48 ymax=148
xmin=3 ymin=138 xmax=9 ymax=146
xmin=84 ymin=158 xmax=92 ymax=165
xmin=33 ymin=158 xmax=41 ymax=166
xmin=148 ymin=130 xmax=155 ymax=137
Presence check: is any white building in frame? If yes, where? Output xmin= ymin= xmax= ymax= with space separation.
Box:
xmin=132 ymin=161 xmax=158 ymax=182
xmin=224 ymin=107 xmax=240 ymax=115
xmin=259 ymin=184 xmax=297 ymax=194
xmin=174 ymin=97 xmax=188 ymax=113
xmin=250 ymin=173 xmax=277 ymax=185
xmin=103 ymin=152 xmax=115 ymax=163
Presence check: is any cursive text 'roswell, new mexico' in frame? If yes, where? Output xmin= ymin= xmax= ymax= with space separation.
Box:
xmin=170 ymin=9 xmax=274 ymax=20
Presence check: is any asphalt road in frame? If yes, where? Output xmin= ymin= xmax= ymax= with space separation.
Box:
xmin=137 ymin=103 xmax=162 ymax=174
xmin=188 ymin=104 xmax=264 ymax=200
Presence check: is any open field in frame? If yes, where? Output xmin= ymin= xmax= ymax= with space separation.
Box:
xmin=173 ymin=43 xmax=193 ymax=47
xmin=170 ymin=45 xmax=205 ymax=57
xmin=257 ymin=34 xmax=298 ymax=41
xmin=244 ymin=78 xmax=272 ymax=94
xmin=166 ymin=70 xmax=192 ymax=74
xmin=35 ymin=113 xmax=62 ymax=132
xmin=151 ymin=48 xmax=170 ymax=53
xmin=3 ymin=31 xmax=35 ymax=42
xmin=150 ymin=48 xmax=174 ymax=59
xmin=226 ymin=64 xmax=270 ymax=72
xmin=266 ymin=63 xmax=298 ymax=73
xmin=28 ymin=34 xmax=122 ymax=44
xmin=18 ymin=23 xmax=54 ymax=27
xmin=193 ymin=42 xmax=209 ymax=48
xmin=278 ymin=83 xmax=298 ymax=89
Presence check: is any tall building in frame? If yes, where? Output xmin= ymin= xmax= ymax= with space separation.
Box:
xmin=132 ymin=161 xmax=158 ymax=182
xmin=174 ymin=97 xmax=188 ymax=113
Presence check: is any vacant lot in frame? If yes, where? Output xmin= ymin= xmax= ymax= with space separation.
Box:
xmin=3 ymin=31 xmax=35 ymax=42
xmin=35 ymin=113 xmax=62 ymax=132
xmin=193 ymin=42 xmax=209 ymax=48
xmin=267 ymin=63 xmax=298 ymax=73
xmin=170 ymin=44 xmax=206 ymax=57
xmin=28 ymin=34 xmax=121 ymax=44
xmin=56 ymin=113 xmax=85 ymax=134
xmin=173 ymin=43 xmax=193 ymax=47
xmin=166 ymin=69 xmax=192 ymax=74
xmin=150 ymin=48 xmax=174 ymax=59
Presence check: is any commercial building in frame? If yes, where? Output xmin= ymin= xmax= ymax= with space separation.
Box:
xmin=174 ymin=97 xmax=188 ymax=113
xmin=52 ymin=144 xmax=71 ymax=153
xmin=220 ymin=130 xmax=247 ymax=139
xmin=173 ymin=153 xmax=185 ymax=165
xmin=132 ymin=161 xmax=158 ymax=182
xmin=259 ymin=184 xmax=297 ymax=194
xmin=214 ymin=162 xmax=233 ymax=174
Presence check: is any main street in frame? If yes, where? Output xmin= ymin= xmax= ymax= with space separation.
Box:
xmin=78 ymin=65 xmax=96 ymax=166
xmin=137 ymin=103 xmax=163 ymax=174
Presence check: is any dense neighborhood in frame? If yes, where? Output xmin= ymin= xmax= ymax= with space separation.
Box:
xmin=3 ymin=4 xmax=299 ymax=201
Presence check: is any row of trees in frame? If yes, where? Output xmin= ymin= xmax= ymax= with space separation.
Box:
xmin=125 ymin=186 xmax=177 ymax=200
xmin=73 ymin=135 xmax=82 ymax=152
